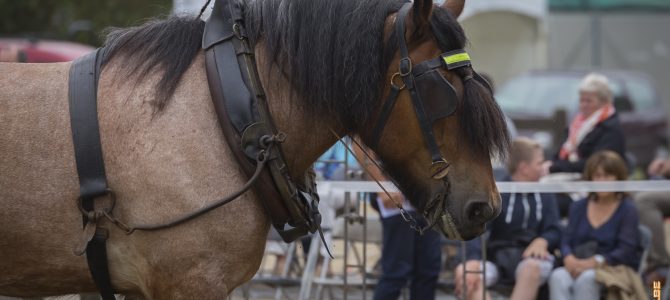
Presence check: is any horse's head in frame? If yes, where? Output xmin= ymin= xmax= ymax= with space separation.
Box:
xmin=361 ymin=0 xmax=509 ymax=240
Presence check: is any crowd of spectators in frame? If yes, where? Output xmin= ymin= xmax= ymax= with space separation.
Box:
xmin=451 ymin=72 xmax=668 ymax=300
xmin=263 ymin=72 xmax=669 ymax=300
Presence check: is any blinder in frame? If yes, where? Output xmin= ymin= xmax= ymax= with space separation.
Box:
xmin=369 ymin=3 xmax=491 ymax=180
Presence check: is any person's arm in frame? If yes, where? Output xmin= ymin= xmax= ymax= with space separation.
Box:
xmin=550 ymin=126 xmax=625 ymax=173
xmin=377 ymin=191 xmax=404 ymax=209
xmin=539 ymin=193 xmax=562 ymax=250
xmin=549 ymin=158 xmax=585 ymax=173
xmin=561 ymin=201 xmax=581 ymax=259
xmin=602 ymin=204 xmax=640 ymax=267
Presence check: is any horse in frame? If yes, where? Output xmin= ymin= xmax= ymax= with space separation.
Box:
xmin=0 ymin=0 xmax=509 ymax=298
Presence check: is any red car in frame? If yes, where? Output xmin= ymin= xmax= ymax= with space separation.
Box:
xmin=0 ymin=38 xmax=95 ymax=63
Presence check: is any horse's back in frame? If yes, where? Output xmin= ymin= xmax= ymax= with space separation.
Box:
xmin=0 ymin=62 xmax=92 ymax=295
xmin=0 ymin=56 xmax=270 ymax=298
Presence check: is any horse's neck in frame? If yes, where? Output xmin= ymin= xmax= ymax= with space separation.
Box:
xmin=256 ymin=56 xmax=341 ymax=179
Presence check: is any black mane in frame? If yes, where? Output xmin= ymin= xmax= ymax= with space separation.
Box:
xmin=101 ymin=0 xmax=508 ymax=157
xmin=244 ymin=0 xmax=405 ymax=131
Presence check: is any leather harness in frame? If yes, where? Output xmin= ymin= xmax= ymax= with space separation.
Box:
xmin=68 ymin=48 xmax=116 ymax=300
xmin=67 ymin=0 xmax=323 ymax=298
xmin=66 ymin=1 xmax=489 ymax=298
xmin=202 ymin=0 xmax=322 ymax=243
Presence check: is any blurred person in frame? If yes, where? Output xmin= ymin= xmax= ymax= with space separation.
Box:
xmin=454 ymin=137 xmax=561 ymax=300
xmin=548 ymin=73 xmax=626 ymax=174
xmin=546 ymin=73 xmax=627 ymax=219
xmin=635 ymin=157 xmax=670 ymax=284
xmin=549 ymin=151 xmax=644 ymax=300
xmin=352 ymin=144 xmax=441 ymax=300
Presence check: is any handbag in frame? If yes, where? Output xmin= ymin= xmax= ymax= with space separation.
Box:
xmin=574 ymin=240 xmax=599 ymax=259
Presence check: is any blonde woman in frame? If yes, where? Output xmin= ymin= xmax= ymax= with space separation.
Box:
xmin=548 ymin=73 xmax=626 ymax=174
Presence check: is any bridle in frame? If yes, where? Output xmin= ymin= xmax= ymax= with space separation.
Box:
xmin=369 ymin=3 xmax=480 ymax=175
xmin=366 ymin=2 xmax=491 ymax=234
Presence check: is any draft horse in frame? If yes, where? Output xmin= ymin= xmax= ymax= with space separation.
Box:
xmin=0 ymin=0 xmax=509 ymax=298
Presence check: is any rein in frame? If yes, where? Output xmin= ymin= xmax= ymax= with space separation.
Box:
xmin=96 ymin=146 xmax=271 ymax=234
xmin=330 ymin=129 xmax=446 ymax=235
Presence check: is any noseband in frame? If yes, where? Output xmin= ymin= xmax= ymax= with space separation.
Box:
xmin=369 ymin=3 xmax=490 ymax=180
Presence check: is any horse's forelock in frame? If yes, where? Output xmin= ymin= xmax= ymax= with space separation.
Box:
xmin=429 ymin=6 xmax=510 ymax=159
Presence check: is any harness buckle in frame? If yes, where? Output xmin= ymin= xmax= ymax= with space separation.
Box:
xmin=430 ymin=159 xmax=451 ymax=180
xmin=232 ymin=23 xmax=245 ymax=40
xmin=399 ymin=57 xmax=412 ymax=76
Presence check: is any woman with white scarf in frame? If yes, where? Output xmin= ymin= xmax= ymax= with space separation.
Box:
xmin=548 ymin=73 xmax=626 ymax=174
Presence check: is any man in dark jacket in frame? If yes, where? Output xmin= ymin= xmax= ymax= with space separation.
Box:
xmin=455 ymin=137 xmax=561 ymax=300
xmin=549 ymin=73 xmax=626 ymax=173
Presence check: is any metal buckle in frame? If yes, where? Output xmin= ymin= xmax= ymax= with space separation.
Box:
xmin=77 ymin=188 xmax=116 ymax=219
xmin=430 ymin=159 xmax=451 ymax=179
xmin=232 ymin=23 xmax=244 ymax=40
xmin=399 ymin=57 xmax=412 ymax=76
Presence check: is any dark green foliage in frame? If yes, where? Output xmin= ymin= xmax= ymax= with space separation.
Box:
xmin=0 ymin=0 xmax=173 ymax=46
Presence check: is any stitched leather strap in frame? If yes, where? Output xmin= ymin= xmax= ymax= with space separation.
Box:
xmin=203 ymin=0 xmax=322 ymax=242
xmin=69 ymin=49 xmax=109 ymax=202
xmin=68 ymin=48 xmax=116 ymax=300
xmin=396 ymin=3 xmax=443 ymax=162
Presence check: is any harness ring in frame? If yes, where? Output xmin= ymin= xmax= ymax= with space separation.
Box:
xmin=77 ymin=188 xmax=116 ymax=217
xmin=390 ymin=72 xmax=406 ymax=90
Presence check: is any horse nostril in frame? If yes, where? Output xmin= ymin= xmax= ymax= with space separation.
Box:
xmin=466 ymin=201 xmax=494 ymax=224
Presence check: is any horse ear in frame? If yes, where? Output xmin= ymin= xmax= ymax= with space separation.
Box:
xmin=442 ymin=0 xmax=465 ymax=19
xmin=411 ymin=0 xmax=433 ymax=33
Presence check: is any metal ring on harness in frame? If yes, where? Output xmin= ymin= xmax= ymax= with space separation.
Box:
xmin=77 ymin=188 xmax=117 ymax=220
xmin=390 ymin=72 xmax=405 ymax=90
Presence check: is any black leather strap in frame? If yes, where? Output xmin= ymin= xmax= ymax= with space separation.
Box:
xmin=203 ymin=0 xmax=322 ymax=243
xmin=395 ymin=3 xmax=443 ymax=162
xmin=369 ymin=86 xmax=401 ymax=149
xmin=69 ymin=49 xmax=109 ymax=202
xmin=68 ymin=48 xmax=116 ymax=300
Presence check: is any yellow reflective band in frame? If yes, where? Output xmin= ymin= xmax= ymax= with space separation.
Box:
xmin=443 ymin=52 xmax=471 ymax=65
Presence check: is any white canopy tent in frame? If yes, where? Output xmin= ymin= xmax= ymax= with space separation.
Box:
xmin=173 ymin=0 xmax=213 ymax=18
xmin=176 ymin=0 xmax=547 ymax=87
xmin=440 ymin=0 xmax=548 ymax=87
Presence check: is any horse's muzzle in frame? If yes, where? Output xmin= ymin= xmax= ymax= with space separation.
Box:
xmin=438 ymin=193 xmax=501 ymax=241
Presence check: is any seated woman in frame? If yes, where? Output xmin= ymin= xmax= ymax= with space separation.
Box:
xmin=549 ymin=150 xmax=640 ymax=300
xmin=548 ymin=73 xmax=626 ymax=174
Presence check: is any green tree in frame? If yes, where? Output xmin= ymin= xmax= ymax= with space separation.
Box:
xmin=0 ymin=0 xmax=173 ymax=46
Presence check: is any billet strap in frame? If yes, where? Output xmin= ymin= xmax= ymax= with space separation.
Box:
xmin=68 ymin=48 xmax=116 ymax=300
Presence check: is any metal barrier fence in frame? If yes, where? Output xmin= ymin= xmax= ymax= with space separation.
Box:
xmin=285 ymin=180 xmax=670 ymax=300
